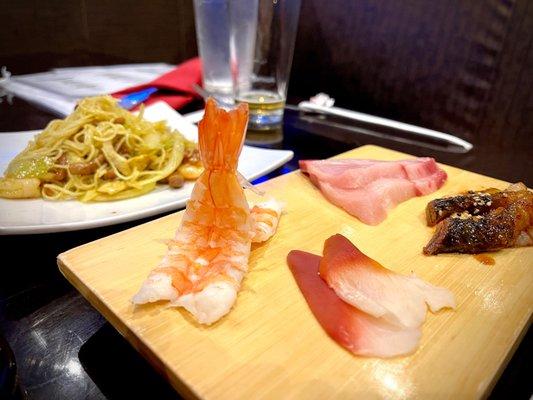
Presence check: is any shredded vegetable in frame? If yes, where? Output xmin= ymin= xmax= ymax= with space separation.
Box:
xmin=1 ymin=96 xmax=202 ymax=201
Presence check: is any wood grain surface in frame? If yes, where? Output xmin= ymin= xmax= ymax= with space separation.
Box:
xmin=57 ymin=145 xmax=533 ymax=399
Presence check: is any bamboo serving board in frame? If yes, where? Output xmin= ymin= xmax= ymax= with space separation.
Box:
xmin=58 ymin=145 xmax=532 ymax=399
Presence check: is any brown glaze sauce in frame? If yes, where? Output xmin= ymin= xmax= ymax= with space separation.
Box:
xmin=474 ymin=254 xmax=495 ymax=265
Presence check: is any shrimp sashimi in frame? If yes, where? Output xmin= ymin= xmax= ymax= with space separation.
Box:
xmin=287 ymin=250 xmax=421 ymax=358
xmin=132 ymin=98 xmax=253 ymax=325
xmin=250 ymin=199 xmax=283 ymax=243
xmin=320 ymin=234 xmax=455 ymax=328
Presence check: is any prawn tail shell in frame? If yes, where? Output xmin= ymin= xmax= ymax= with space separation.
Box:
xmin=198 ymin=98 xmax=249 ymax=171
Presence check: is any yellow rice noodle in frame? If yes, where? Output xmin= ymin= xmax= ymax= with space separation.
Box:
xmin=0 ymin=95 xmax=200 ymax=201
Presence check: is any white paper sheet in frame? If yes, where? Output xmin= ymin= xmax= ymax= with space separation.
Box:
xmin=0 ymin=63 xmax=174 ymax=116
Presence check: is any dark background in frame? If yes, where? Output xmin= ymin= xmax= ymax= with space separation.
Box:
xmin=2 ymin=0 xmax=532 ymax=151
xmin=0 ymin=1 xmax=532 ymax=399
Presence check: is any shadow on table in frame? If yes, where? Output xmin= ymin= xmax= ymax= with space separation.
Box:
xmin=1 ymin=211 xmax=177 ymax=321
xmin=1 ymin=234 xmax=73 ymax=321
xmin=78 ymin=323 xmax=181 ymax=400
xmin=488 ymin=327 xmax=532 ymax=399
xmin=78 ymin=322 xmax=530 ymax=399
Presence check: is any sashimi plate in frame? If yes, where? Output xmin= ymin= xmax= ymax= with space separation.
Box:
xmin=0 ymin=102 xmax=293 ymax=234
xmin=58 ymin=145 xmax=533 ymax=399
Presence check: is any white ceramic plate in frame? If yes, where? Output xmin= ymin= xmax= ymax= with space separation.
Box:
xmin=0 ymin=102 xmax=293 ymax=234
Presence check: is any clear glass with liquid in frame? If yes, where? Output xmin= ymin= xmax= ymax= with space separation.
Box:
xmin=194 ymin=0 xmax=232 ymax=95
xmin=194 ymin=0 xmax=300 ymax=128
xmin=236 ymin=90 xmax=285 ymax=128
xmin=234 ymin=0 xmax=301 ymax=129
xmin=194 ymin=0 xmax=258 ymax=99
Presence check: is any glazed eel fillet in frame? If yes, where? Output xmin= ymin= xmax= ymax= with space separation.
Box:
xmin=424 ymin=183 xmax=533 ymax=255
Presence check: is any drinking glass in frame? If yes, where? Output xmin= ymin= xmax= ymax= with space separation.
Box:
xmin=233 ymin=0 xmax=301 ymax=129
xmin=193 ymin=0 xmax=259 ymax=99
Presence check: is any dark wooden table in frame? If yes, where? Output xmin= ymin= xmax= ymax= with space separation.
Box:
xmin=0 ymin=96 xmax=531 ymax=399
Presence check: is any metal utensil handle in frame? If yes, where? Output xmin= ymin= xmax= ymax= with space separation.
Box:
xmin=298 ymin=101 xmax=473 ymax=152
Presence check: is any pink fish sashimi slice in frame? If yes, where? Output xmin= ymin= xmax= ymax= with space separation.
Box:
xmin=300 ymin=159 xmax=404 ymax=189
xmin=287 ymin=250 xmax=421 ymax=358
xmin=299 ymin=159 xmax=376 ymax=181
xmin=319 ymin=234 xmax=456 ymax=328
xmin=318 ymin=178 xmax=417 ymax=225
xmin=299 ymin=157 xmax=445 ymax=191
xmin=411 ymin=170 xmax=448 ymax=195
xmin=299 ymin=157 xmax=447 ymax=224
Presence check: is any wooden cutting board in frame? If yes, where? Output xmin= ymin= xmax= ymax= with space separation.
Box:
xmin=58 ymin=145 xmax=532 ymax=399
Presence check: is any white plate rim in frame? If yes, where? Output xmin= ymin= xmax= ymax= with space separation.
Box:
xmin=0 ymin=105 xmax=293 ymax=235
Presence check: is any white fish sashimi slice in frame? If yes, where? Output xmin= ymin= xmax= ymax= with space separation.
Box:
xmin=319 ymin=234 xmax=455 ymax=329
xmin=409 ymin=277 xmax=457 ymax=313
